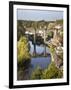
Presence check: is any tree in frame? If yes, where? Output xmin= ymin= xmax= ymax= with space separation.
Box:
xmin=42 ymin=62 xmax=63 ymax=79
xmin=17 ymin=36 xmax=31 ymax=66
xmin=31 ymin=66 xmax=42 ymax=79
xmin=17 ymin=20 xmax=26 ymax=41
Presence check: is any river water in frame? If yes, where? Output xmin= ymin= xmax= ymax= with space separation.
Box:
xmin=17 ymin=41 xmax=51 ymax=80
xmin=29 ymin=41 xmax=51 ymax=69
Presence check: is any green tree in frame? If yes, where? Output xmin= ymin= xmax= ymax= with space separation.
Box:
xmin=31 ymin=66 xmax=42 ymax=80
xmin=17 ymin=36 xmax=31 ymax=66
xmin=17 ymin=20 xmax=26 ymax=41
xmin=42 ymin=62 xmax=63 ymax=79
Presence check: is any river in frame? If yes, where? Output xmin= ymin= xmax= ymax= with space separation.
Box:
xmin=17 ymin=41 xmax=51 ymax=80
xmin=29 ymin=41 xmax=51 ymax=69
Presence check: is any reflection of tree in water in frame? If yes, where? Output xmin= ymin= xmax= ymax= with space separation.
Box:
xmin=17 ymin=20 xmax=63 ymax=80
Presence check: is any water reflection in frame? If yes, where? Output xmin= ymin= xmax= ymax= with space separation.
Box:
xmin=31 ymin=57 xmax=51 ymax=70
xmin=29 ymin=41 xmax=50 ymax=55
xmin=18 ymin=41 xmax=51 ymax=80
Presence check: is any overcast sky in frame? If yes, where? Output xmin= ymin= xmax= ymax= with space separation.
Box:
xmin=17 ymin=9 xmax=63 ymax=21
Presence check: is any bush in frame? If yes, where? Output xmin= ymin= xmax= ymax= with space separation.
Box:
xmin=31 ymin=66 xmax=42 ymax=80
xmin=30 ymin=62 xmax=63 ymax=80
xmin=42 ymin=62 xmax=63 ymax=79
xmin=17 ymin=36 xmax=31 ymax=66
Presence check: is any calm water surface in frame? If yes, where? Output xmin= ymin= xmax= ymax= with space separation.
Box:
xmin=18 ymin=41 xmax=51 ymax=80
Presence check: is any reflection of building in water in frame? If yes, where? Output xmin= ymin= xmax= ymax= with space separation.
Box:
xmin=24 ymin=27 xmax=47 ymax=56
xmin=24 ymin=22 xmax=63 ymax=57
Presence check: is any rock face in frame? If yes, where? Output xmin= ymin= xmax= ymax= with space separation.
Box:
xmin=47 ymin=24 xmax=63 ymax=70
xmin=49 ymin=43 xmax=63 ymax=70
xmin=54 ymin=50 xmax=63 ymax=69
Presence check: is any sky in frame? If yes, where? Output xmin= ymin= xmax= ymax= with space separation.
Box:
xmin=17 ymin=9 xmax=63 ymax=21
